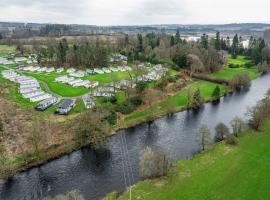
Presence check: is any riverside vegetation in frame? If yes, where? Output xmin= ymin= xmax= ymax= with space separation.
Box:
xmin=0 ymin=30 xmax=269 ymax=180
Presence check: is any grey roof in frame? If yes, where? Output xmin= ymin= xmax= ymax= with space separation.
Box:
xmin=58 ymin=99 xmax=73 ymax=109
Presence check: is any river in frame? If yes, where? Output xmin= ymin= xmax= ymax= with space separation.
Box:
xmin=1 ymin=73 xmax=270 ymax=200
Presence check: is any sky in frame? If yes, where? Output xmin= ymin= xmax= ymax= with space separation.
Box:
xmin=0 ymin=0 xmax=269 ymax=25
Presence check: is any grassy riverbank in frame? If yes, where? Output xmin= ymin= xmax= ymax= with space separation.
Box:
xmin=106 ymin=119 xmax=270 ymax=200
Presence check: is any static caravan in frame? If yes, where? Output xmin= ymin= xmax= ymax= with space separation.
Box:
xmin=55 ymin=99 xmax=75 ymax=115
xmin=35 ymin=97 xmax=58 ymax=111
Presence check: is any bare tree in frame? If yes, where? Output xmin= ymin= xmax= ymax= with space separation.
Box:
xmin=215 ymin=122 xmax=230 ymax=142
xmin=139 ymin=147 xmax=169 ymax=179
xmin=230 ymin=117 xmax=245 ymax=137
xmin=44 ymin=190 xmax=85 ymax=200
xmin=197 ymin=125 xmax=212 ymax=151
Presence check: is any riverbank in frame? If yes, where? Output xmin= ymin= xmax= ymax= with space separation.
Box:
xmin=106 ymin=118 xmax=270 ymax=200
xmin=0 ymin=67 xmax=261 ymax=181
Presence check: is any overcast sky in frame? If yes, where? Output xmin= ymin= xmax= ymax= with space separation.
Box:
xmin=0 ymin=0 xmax=269 ymax=25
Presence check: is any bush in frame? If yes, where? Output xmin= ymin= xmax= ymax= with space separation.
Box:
xmin=212 ymin=85 xmax=221 ymax=101
xmin=130 ymin=96 xmax=143 ymax=106
xmin=225 ymin=135 xmax=238 ymax=145
xmin=116 ymin=102 xmax=135 ymax=114
xmin=139 ymin=147 xmax=169 ymax=179
xmin=106 ymin=112 xmax=117 ymax=125
xmin=229 ymin=73 xmax=251 ymax=91
xmin=228 ymin=63 xmax=240 ymax=68
xmin=136 ymin=81 xmax=148 ymax=93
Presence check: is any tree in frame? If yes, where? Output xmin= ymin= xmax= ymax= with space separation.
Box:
xmin=0 ymin=118 xmax=3 ymax=133
xmin=76 ymin=107 xmax=110 ymax=149
xmin=215 ymin=32 xmax=221 ymax=50
xmin=136 ymin=81 xmax=147 ymax=93
xmin=137 ymin=33 xmax=143 ymax=53
xmin=187 ymin=88 xmax=203 ymax=109
xmin=139 ymin=147 xmax=169 ymax=179
xmin=215 ymin=123 xmax=229 ymax=142
xmin=170 ymin=35 xmax=175 ymax=47
xmin=45 ymin=190 xmax=85 ymax=200
xmin=247 ymin=91 xmax=270 ymax=130
xmin=231 ymin=34 xmax=239 ymax=58
xmin=212 ymin=85 xmax=221 ymax=101
xmin=197 ymin=125 xmax=212 ymax=151
xmin=229 ymin=73 xmax=251 ymax=91
xmin=200 ymin=34 xmax=209 ymax=49
xmin=230 ymin=117 xmax=245 ymax=137
xmin=175 ymin=30 xmax=181 ymax=44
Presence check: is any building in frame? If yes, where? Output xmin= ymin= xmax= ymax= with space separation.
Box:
xmin=82 ymin=95 xmax=95 ymax=109
xmin=55 ymin=99 xmax=75 ymax=115
xmin=35 ymin=97 xmax=58 ymax=111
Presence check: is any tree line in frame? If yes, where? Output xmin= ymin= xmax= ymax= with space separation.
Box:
xmin=37 ymin=38 xmax=111 ymax=68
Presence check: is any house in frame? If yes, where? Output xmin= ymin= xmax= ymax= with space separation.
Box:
xmin=82 ymin=95 xmax=95 ymax=109
xmin=46 ymin=67 xmax=55 ymax=73
xmin=219 ymin=50 xmax=228 ymax=61
xmin=35 ymin=97 xmax=58 ymax=111
xmin=55 ymin=99 xmax=75 ymax=115
xmin=57 ymin=68 xmax=64 ymax=73
xmin=67 ymin=68 xmax=76 ymax=73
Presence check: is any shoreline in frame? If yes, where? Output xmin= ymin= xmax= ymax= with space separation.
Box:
xmin=0 ymin=73 xmax=261 ymax=182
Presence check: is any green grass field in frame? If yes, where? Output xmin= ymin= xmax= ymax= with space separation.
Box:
xmin=122 ymin=81 xmax=225 ymax=126
xmin=0 ymin=45 xmax=16 ymax=55
xmin=111 ymin=119 xmax=270 ymax=200
xmin=25 ymin=72 xmax=90 ymax=97
xmin=228 ymin=55 xmax=251 ymax=65
xmin=83 ymin=71 xmax=132 ymax=83
xmin=210 ymin=67 xmax=260 ymax=80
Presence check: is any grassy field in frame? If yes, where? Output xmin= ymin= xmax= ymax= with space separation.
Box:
xmin=228 ymin=55 xmax=251 ymax=65
xmin=121 ymin=81 xmax=225 ymax=126
xmin=110 ymin=119 xmax=270 ymax=200
xmin=210 ymin=67 xmax=260 ymax=80
xmin=0 ymin=45 xmax=16 ymax=55
xmin=83 ymin=71 xmax=132 ymax=83
xmin=25 ymin=72 xmax=90 ymax=97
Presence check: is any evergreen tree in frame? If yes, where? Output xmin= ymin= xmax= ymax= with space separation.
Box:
xmin=212 ymin=85 xmax=221 ymax=101
xmin=170 ymin=36 xmax=175 ymax=47
xmin=215 ymin=32 xmax=221 ymax=50
xmin=137 ymin=34 xmax=144 ymax=52
xmin=200 ymin=34 xmax=209 ymax=49
xmin=175 ymin=30 xmax=181 ymax=44
xmin=231 ymin=34 xmax=239 ymax=58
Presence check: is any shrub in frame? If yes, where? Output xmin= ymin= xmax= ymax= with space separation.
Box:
xmin=130 ymin=96 xmax=143 ymax=106
xmin=106 ymin=112 xmax=117 ymax=125
xmin=228 ymin=63 xmax=240 ymax=68
xmin=229 ymin=73 xmax=251 ymax=91
xmin=212 ymin=85 xmax=221 ymax=101
xmin=139 ymin=147 xmax=169 ymax=179
xmin=136 ymin=81 xmax=148 ymax=93
xmin=225 ymin=135 xmax=238 ymax=145
xmin=115 ymin=102 xmax=135 ymax=114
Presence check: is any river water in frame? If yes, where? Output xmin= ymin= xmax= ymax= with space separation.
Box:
xmin=1 ymin=73 xmax=270 ymax=200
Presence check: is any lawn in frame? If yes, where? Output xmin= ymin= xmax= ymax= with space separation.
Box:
xmin=83 ymin=71 xmax=132 ymax=83
xmin=0 ymin=45 xmax=16 ymax=55
xmin=210 ymin=67 xmax=260 ymax=80
xmin=111 ymin=119 xmax=270 ymax=200
xmin=25 ymin=72 xmax=90 ymax=97
xmin=228 ymin=55 xmax=251 ymax=66
xmin=122 ymin=81 xmax=225 ymax=126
